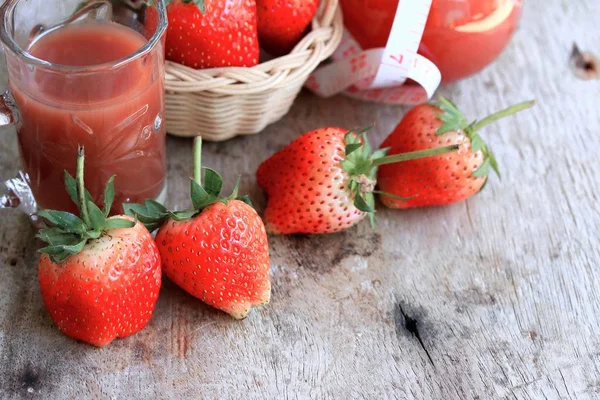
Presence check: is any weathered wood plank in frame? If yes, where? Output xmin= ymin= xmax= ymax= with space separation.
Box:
xmin=1 ymin=0 xmax=600 ymax=399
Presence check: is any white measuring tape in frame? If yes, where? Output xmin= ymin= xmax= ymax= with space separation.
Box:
xmin=306 ymin=0 xmax=441 ymax=105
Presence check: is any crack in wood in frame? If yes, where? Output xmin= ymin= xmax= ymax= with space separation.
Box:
xmin=559 ymin=369 xmax=572 ymax=399
xmin=395 ymin=303 xmax=435 ymax=367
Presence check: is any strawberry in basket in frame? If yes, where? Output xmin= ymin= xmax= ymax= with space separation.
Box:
xmin=164 ymin=0 xmax=259 ymax=68
xmin=256 ymin=0 xmax=319 ymax=56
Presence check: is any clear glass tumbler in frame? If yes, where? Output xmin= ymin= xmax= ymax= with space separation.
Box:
xmin=0 ymin=0 xmax=167 ymax=219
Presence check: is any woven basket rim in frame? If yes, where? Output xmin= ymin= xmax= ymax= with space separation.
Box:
xmin=164 ymin=0 xmax=343 ymax=95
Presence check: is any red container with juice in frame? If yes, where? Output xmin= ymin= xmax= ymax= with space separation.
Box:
xmin=0 ymin=0 xmax=168 ymax=216
xmin=340 ymin=0 xmax=523 ymax=83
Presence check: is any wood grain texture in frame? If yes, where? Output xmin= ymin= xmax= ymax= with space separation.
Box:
xmin=1 ymin=0 xmax=600 ymax=398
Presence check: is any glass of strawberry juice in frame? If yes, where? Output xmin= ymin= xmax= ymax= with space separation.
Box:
xmin=0 ymin=0 xmax=168 ymax=217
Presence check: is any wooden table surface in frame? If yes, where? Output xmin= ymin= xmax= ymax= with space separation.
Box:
xmin=1 ymin=1 xmax=599 ymax=399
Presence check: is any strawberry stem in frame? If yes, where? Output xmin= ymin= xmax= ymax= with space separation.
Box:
xmin=372 ymin=145 xmax=459 ymax=167
xmin=76 ymin=146 xmax=91 ymax=227
xmin=471 ymin=100 xmax=536 ymax=132
xmin=194 ymin=136 xmax=202 ymax=186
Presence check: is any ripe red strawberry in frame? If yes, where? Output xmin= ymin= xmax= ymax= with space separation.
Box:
xmin=256 ymin=127 xmax=459 ymax=234
xmin=125 ymin=138 xmax=270 ymax=319
xmin=377 ymin=97 xmax=535 ymax=208
xmin=165 ymin=0 xmax=259 ymax=69
xmin=256 ymin=0 xmax=319 ymax=56
xmin=37 ymin=147 xmax=161 ymax=347
xmin=143 ymin=3 xmax=161 ymax=40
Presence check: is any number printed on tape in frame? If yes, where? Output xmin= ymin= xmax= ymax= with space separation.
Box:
xmin=306 ymin=0 xmax=441 ymax=105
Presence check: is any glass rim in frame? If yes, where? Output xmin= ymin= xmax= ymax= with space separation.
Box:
xmin=0 ymin=0 xmax=168 ymax=73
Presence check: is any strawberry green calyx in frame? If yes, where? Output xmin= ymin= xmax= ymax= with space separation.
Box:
xmin=124 ymin=137 xmax=251 ymax=231
xmin=341 ymin=129 xmax=459 ymax=225
xmin=36 ymin=147 xmax=136 ymax=263
xmin=433 ymin=96 xmax=536 ymax=179
xmin=181 ymin=0 xmax=205 ymax=13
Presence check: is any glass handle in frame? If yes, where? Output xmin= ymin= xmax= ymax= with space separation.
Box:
xmin=0 ymin=92 xmax=40 ymax=225
xmin=0 ymin=172 xmax=42 ymax=226
xmin=0 ymin=90 xmax=18 ymax=210
xmin=0 ymin=180 xmax=21 ymax=209
xmin=0 ymin=90 xmax=15 ymax=126
xmin=1 ymin=171 xmax=37 ymax=213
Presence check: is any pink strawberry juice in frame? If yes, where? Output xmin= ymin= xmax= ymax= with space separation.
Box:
xmin=11 ymin=22 xmax=166 ymax=214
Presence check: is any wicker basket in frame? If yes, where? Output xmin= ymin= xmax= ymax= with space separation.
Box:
xmin=163 ymin=0 xmax=343 ymax=141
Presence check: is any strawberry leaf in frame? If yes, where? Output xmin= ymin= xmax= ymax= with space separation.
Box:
xmin=40 ymin=239 xmax=87 ymax=263
xmin=370 ymin=148 xmax=389 ymax=161
xmin=203 ymin=168 xmax=223 ymax=197
xmin=132 ymin=218 xmax=162 ymax=232
xmin=105 ymin=218 xmax=136 ymax=230
xmin=436 ymin=96 xmax=460 ymax=111
xmin=229 ymin=177 xmax=241 ymax=200
xmin=181 ymin=0 xmax=206 ymax=13
xmin=364 ymin=192 xmax=376 ymax=227
xmin=368 ymin=213 xmax=376 ymax=228
xmin=63 ymin=171 xmax=93 ymax=209
xmin=47 ymin=252 xmax=71 ymax=263
xmin=470 ymin=134 xmax=484 ymax=154
xmin=237 ymin=195 xmax=253 ymax=207
xmin=103 ymin=176 xmax=115 ymax=217
xmin=353 ymin=159 xmax=373 ymax=175
xmin=344 ymin=130 xmax=360 ymax=146
xmin=373 ymin=190 xmax=414 ymax=202
xmin=39 ymin=246 xmax=68 ymax=256
xmin=365 ymin=191 xmax=375 ymax=209
xmin=87 ymin=200 xmax=106 ymax=232
xmin=361 ymin=137 xmax=372 ymax=158
xmin=436 ymin=121 xmax=460 ymax=136
xmin=433 ymin=96 xmax=469 ymax=136
xmin=340 ymin=159 xmax=357 ymax=174
xmin=123 ymin=203 xmax=151 ymax=218
xmin=473 ymin=158 xmax=491 ymax=178
xmin=191 ymin=179 xmax=214 ymax=209
xmin=36 ymin=228 xmax=80 ymax=246
xmin=64 ymin=171 xmax=79 ymax=207
xmin=123 ymin=200 xmax=169 ymax=231
xmin=345 ymin=143 xmax=362 ymax=156
xmin=169 ymin=210 xmax=198 ymax=221
xmin=145 ymin=199 xmax=168 ymax=216
xmin=57 ymin=240 xmax=87 ymax=254
xmin=488 ymin=152 xmax=501 ymax=178
xmin=354 ymin=193 xmax=374 ymax=213
xmin=478 ymin=177 xmax=489 ymax=193
xmin=87 ymin=230 xmax=104 ymax=240
xmin=37 ymin=210 xmax=86 ymax=234
xmin=197 ymin=0 xmax=206 ymax=14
